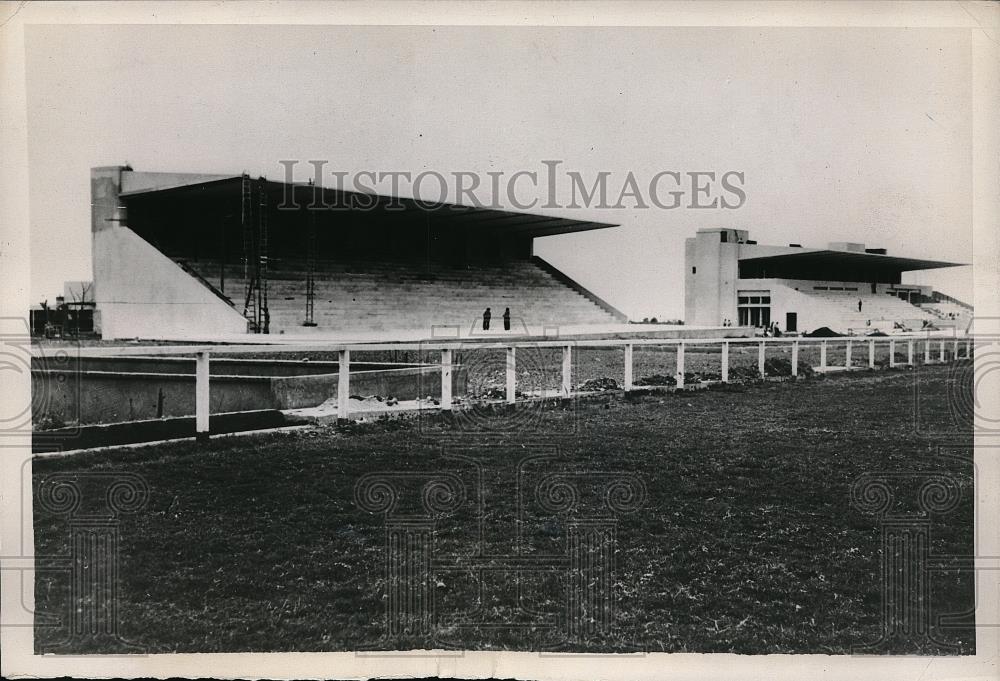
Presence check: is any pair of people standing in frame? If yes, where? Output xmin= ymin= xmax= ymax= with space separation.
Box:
xmin=482 ymin=307 xmax=511 ymax=331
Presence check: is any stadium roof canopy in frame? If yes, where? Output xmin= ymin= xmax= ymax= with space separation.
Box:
xmin=739 ymin=250 xmax=965 ymax=272
xmin=738 ymin=249 xmax=966 ymax=282
xmin=119 ymin=174 xmax=617 ymax=238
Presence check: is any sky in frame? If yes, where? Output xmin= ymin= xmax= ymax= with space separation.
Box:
xmin=25 ymin=24 xmax=973 ymax=319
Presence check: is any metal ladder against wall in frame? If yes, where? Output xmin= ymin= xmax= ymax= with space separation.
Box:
xmin=303 ymin=193 xmax=317 ymax=326
xmin=241 ymin=173 xmax=259 ymax=331
xmin=257 ymin=176 xmax=270 ymax=334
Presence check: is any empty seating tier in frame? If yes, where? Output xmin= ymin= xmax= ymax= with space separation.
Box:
xmin=173 ymin=257 xmax=620 ymax=333
xmin=804 ymin=289 xmax=940 ymax=332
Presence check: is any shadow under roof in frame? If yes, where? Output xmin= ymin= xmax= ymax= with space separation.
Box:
xmin=119 ymin=174 xmax=618 ymax=238
xmin=739 ymin=249 xmax=966 ymax=272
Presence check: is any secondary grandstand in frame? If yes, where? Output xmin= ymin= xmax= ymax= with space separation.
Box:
xmin=684 ymin=228 xmax=971 ymax=335
xmin=91 ymin=166 xmax=634 ymax=340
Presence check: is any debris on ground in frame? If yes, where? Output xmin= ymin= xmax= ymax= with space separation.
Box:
xmin=634 ymin=374 xmax=676 ymax=387
xmin=764 ymin=357 xmax=814 ymax=377
xmin=577 ymin=377 xmax=621 ymax=391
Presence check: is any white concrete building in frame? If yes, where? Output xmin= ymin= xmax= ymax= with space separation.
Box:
xmin=684 ymin=228 xmax=969 ymax=334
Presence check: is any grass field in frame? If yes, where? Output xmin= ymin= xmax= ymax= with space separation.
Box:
xmin=33 ymin=361 xmax=974 ymax=654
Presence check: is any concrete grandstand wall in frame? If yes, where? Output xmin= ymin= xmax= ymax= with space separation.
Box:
xmin=93 ymin=226 xmax=248 ymax=339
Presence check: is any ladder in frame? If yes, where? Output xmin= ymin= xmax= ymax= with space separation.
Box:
xmin=257 ymin=176 xmax=270 ymax=334
xmin=304 ymin=185 xmax=317 ymax=326
xmin=240 ymin=174 xmax=258 ymax=331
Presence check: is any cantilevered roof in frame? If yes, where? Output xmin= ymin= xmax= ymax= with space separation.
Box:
xmin=739 ymin=249 xmax=965 ymax=272
xmin=119 ymin=174 xmax=617 ymax=238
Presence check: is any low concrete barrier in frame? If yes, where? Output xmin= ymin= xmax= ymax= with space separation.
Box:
xmin=32 ymin=364 xmax=467 ymax=426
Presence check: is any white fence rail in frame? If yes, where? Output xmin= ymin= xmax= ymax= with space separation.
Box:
xmin=39 ymin=332 xmax=977 ymax=439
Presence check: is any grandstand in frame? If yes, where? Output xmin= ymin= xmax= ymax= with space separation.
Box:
xmin=685 ymin=228 xmax=969 ymax=335
xmin=90 ymin=166 xmax=626 ymax=340
xmin=171 ymin=257 xmax=619 ymax=333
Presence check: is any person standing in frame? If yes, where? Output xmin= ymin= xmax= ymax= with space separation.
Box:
xmin=503 ymin=307 xmax=511 ymax=331
xmin=858 ymin=299 xmax=863 ymax=312
xmin=482 ymin=307 xmax=491 ymax=331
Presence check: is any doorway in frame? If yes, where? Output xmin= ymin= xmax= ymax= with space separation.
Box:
xmin=785 ymin=312 xmax=798 ymax=333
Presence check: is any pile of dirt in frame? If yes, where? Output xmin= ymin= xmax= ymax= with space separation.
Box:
xmin=805 ymin=327 xmax=844 ymax=338
xmin=728 ymin=366 xmax=762 ymax=382
xmin=634 ymin=374 xmax=676 ymax=387
xmin=764 ymin=357 xmax=814 ymax=377
xmin=577 ymin=377 xmax=621 ymax=392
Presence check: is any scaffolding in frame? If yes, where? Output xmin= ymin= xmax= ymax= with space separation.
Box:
xmin=241 ymin=175 xmax=270 ymax=333
xmin=303 ymin=180 xmax=317 ymax=326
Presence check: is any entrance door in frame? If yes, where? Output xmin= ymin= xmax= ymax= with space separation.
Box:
xmin=786 ymin=312 xmax=798 ymax=333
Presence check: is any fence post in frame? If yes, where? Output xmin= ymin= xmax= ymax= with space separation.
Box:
xmin=907 ymin=339 xmax=914 ymax=365
xmin=721 ymin=341 xmax=730 ymax=383
xmin=791 ymin=341 xmax=799 ymax=377
xmin=562 ymin=345 xmax=573 ymax=399
xmin=623 ymin=343 xmax=633 ymax=391
xmin=196 ymin=351 xmax=210 ymax=441
xmin=868 ymin=339 xmax=875 ymax=369
xmin=820 ymin=341 xmax=828 ymax=370
xmin=441 ymin=349 xmax=452 ymax=411
xmin=758 ymin=341 xmax=765 ymax=378
xmin=889 ymin=339 xmax=896 ymax=368
xmin=845 ymin=339 xmax=852 ymax=369
xmin=506 ymin=346 xmax=516 ymax=404
xmin=676 ymin=343 xmax=685 ymax=389
xmin=338 ymin=348 xmax=351 ymax=422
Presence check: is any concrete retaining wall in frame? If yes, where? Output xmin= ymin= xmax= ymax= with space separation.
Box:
xmin=33 ymin=364 xmax=466 ymax=426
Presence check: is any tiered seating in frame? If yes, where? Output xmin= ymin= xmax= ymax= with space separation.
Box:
xmin=805 ymin=289 xmax=939 ymax=332
xmin=918 ymin=301 xmax=973 ymax=329
xmin=173 ymin=257 xmax=619 ymax=333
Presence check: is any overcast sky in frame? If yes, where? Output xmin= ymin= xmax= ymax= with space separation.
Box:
xmin=26 ymin=24 xmax=973 ymax=319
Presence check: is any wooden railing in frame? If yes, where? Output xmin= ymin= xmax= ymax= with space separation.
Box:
xmin=41 ymin=331 xmax=976 ymax=439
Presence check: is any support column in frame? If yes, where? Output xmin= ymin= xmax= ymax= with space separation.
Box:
xmin=820 ymin=341 xmax=828 ymax=370
xmin=965 ymin=338 xmax=971 ymax=359
xmin=791 ymin=341 xmax=799 ymax=377
xmin=721 ymin=342 xmax=730 ymax=383
xmin=196 ymin=351 xmax=210 ymax=441
xmin=562 ymin=345 xmax=572 ymax=399
xmin=939 ymin=339 xmax=946 ymax=362
xmin=338 ymin=348 xmax=350 ymax=422
xmin=845 ymin=339 xmax=852 ymax=369
xmin=908 ymin=339 xmax=914 ymax=365
xmin=676 ymin=343 xmax=685 ymax=389
xmin=924 ymin=340 xmax=931 ymax=364
xmin=440 ymin=349 xmax=452 ymax=411
xmin=623 ymin=344 xmax=633 ymax=391
xmin=758 ymin=341 xmax=765 ymax=378
xmin=506 ymin=347 xmax=516 ymax=404
xmin=953 ymin=339 xmax=959 ymax=360
xmin=868 ymin=339 xmax=876 ymax=369
xmin=889 ymin=339 xmax=896 ymax=368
